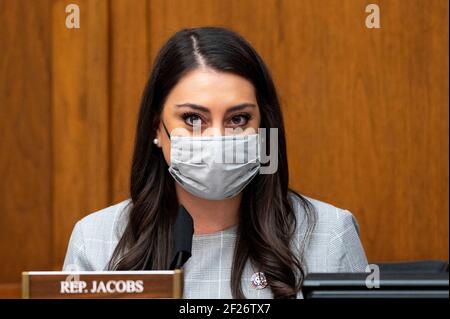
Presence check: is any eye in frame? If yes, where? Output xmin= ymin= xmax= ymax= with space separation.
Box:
xmin=228 ymin=113 xmax=251 ymax=127
xmin=181 ymin=112 xmax=204 ymax=126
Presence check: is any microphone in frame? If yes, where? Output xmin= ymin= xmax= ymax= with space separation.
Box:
xmin=170 ymin=205 xmax=194 ymax=270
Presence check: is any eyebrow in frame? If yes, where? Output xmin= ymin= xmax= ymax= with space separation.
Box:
xmin=175 ymin=103 xmax=256 ymax=114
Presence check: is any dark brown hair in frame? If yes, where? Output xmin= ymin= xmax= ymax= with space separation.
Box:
xmin=108 ymin=27 xmax=316 ymax=298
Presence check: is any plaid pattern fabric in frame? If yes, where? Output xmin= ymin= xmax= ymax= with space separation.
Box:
xmin=63 ymin=194 xmax=368 ymax=298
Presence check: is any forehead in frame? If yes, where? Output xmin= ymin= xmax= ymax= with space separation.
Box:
xmin=165 ymin=68 xmax=257 ymax=108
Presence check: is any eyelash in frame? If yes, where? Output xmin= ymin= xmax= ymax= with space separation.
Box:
xmin=180 ymin=112 xmax=252 ymax=127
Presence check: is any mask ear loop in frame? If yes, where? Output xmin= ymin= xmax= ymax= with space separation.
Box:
xmin=162 ymin=121 xmax=171 ymax=140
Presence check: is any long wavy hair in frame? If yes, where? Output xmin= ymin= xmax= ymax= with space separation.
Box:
xmin=108 ymin=27 xmax=316 ymax=299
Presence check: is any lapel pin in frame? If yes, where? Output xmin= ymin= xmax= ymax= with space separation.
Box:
xmin=250 ymin=272 xmax=268 ymax=290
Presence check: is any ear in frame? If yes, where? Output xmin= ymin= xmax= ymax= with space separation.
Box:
xmin=154 ymin=124 xmax=162 ymax=148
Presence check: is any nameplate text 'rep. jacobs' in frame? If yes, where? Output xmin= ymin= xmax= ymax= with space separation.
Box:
xmin=60 ymin=279 xmax=144 ymax=294
xmin=22 ymin=270 xmax=183 ymax=299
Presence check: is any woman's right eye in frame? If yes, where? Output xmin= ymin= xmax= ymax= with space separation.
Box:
xmin=181 ymin=112 xmax=204 ymax=126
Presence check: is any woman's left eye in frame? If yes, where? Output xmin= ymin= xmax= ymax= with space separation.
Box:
xmin=229 ymin=114 xmax=251 ymax=126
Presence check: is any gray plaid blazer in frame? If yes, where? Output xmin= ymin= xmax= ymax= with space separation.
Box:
xmin=63 ymin=193 xmax=368 ymax=298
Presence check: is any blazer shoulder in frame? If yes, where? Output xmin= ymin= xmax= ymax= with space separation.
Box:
xmin=76 ymin=199 xmax=131 ymax=240
xmin=63 ymin=199 xmax=132 ymax=271
xmin=289 ymin=191 xmax=368 ymax=273
xmin=289 ymin=192 xmax=360 ymax=235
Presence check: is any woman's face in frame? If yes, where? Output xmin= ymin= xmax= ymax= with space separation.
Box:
xmin=156 ymin=67 xmax=261 ymax=165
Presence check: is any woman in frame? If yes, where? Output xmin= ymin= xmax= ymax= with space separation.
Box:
xmin=63 ymin=27 xmax=368 ymax=299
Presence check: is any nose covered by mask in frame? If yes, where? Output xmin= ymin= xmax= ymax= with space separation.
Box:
xmin=162 ymin=123 xmax=261 ymax=200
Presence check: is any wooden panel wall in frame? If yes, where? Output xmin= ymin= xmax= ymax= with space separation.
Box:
xmin=52 ymin=0 xmax=110 ymax=269
xmin=0 ymin=0 xmax=448 ymax=297
xmin=0 ymin=0 xmax=53 ymax=292
xmin=110 ymin=0 xmax=150 ymax=202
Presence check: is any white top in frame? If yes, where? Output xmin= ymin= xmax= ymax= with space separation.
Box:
xmin=63 ymin=194 xmax=368 ymax=298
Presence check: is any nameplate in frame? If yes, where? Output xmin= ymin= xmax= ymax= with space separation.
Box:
xmin=22 ymin=270 xmax=183 ymax=299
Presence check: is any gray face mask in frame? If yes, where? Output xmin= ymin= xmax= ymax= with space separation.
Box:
xmin=163 ymin=124 xmax=261 ymax=200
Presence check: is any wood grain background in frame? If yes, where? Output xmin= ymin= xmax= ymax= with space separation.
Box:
xmin=0 ymin=0 xmax=448 ymax=298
